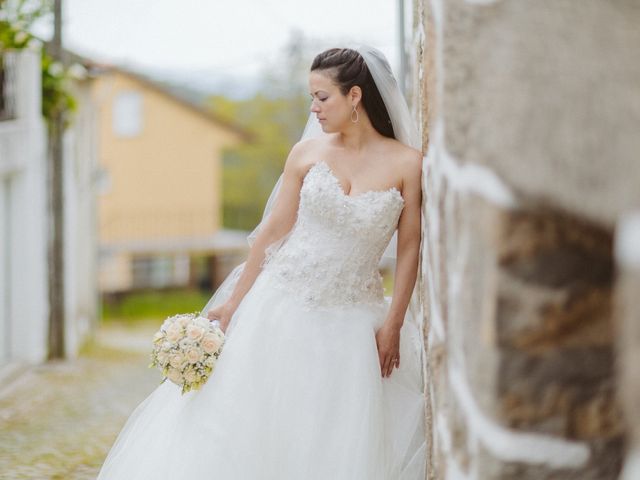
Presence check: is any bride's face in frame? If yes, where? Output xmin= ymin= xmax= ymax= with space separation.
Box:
xmin=308 ymin=70 xmax=353 ymax=133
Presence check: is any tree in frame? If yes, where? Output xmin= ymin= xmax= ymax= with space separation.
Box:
xmin=207 ymin=32 xmax=318 ymax=231
xmin=208 ymin=93 xmax=307 ymax=230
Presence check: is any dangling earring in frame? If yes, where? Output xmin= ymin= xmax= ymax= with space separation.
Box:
xmin=351 ymin=105 xmax=359 ymax=123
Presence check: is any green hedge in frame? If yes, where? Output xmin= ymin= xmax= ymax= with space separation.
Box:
xmin=102 ymin=289 xmax=212 ymax=323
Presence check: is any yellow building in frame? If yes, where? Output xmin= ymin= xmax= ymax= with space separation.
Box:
xmin=94 ymin=66 xmax=249 ymax=293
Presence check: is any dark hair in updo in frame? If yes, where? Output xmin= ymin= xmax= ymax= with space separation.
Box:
xmin=310 ymin=48 xmax=395 ymax=140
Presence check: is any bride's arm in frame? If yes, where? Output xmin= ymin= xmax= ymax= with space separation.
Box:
xmin=386 ymin=152 xmax=423 ymax=329
xmin=216 ymin=142 xmax=310 ymax=317
xmin=376 ymin=151 xmax=422 ymax=377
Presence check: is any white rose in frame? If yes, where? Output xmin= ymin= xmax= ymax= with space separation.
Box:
xmin=186 ymin=347 xmax=203 ymax=364
xmin=195 ymin=317 xmax=210 ymax=329
xmin=183 ymin=369 xmax=198 ymax=383
xmin=178 ymin=315 xmax=191 ymax=328
xmin=201 ymin=333 xmax=223 ymax=354
xmin=169 ymin=352 xmax=185 ymax=369
xmin=167 ymin=368 xmax=183 ymax=385
xmin=166 ymin=324 xmax=182 ymax=343
xmin=156 ymin=350 xmax=169 ymax=365
xmin=186 ymin=324 xmax=205 ymax=342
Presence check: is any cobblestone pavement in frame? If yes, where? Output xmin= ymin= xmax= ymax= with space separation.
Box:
xmin=0 ymin=322 xmax=162 ymax=480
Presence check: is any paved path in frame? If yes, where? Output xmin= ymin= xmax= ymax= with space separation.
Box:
xmin=0 ymin=322 xmax=161 ymax=479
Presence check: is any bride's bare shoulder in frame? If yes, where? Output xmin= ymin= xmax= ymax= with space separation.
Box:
xmin=285 ymin=136 xmax=334 ymax=176
xmin=292 ymin=136 xmax=329 ymax=155
xmin=381 ymin=137 xmax=423 ymax=176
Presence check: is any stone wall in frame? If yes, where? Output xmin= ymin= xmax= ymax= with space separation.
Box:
xmin=412 ymin=1 xmax=640 ymax=478
xmin=616 ymin=213 xmax=640 ymax=480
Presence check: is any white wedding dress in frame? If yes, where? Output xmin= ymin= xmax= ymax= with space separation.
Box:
xmin=97 ymin=159 xmax=426 ymax=480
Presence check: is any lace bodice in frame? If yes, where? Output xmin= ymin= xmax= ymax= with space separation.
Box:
xmin=262 ymin=160 xmax=405 ymax=310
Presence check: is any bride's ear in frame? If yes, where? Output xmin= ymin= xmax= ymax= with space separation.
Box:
xmin=349 ymin=85 xmax=362 ymax=106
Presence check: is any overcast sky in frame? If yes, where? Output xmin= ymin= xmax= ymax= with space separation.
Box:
xmin=32 ymin=0 xmax=402 ymax=84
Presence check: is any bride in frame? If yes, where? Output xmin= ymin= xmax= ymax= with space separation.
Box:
xmin=97 ymin=45 xmax=426 ymax=480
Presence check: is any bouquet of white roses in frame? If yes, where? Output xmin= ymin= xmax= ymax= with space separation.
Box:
xmin=149 ymin=313 xmax=225 ymax=395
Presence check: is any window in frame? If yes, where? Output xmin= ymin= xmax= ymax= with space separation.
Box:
xmin=131 ymin=254 xmax=190 ymax=289
xmin=132 ymin=255 xmax=172 ymax=288
xmin=112 ymin=91 xmax=143 ymax=137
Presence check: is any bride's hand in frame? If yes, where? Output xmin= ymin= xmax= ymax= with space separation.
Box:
xmin=375 ymin=323 xmax=401 ymax=378
xmin=206 ymin=302 xmax=236 ymax=334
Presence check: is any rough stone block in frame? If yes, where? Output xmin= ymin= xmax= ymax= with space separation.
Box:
xmin=439 ymin=0 xmax=640 ymax=227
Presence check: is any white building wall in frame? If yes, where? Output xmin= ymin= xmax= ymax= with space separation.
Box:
xmin=0 ymin=48 xmax=98 ymax=366
xmin=0 ymin=50 xmax=48 ymax=365
xmin=63 ymin=82 xmax=100 ymax=357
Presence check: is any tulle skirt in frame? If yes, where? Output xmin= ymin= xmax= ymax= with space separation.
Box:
xmin=96 ymin=268 xmax=426 ymax=480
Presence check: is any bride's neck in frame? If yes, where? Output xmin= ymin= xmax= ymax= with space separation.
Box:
xmin=337 ymin=116 xmax=380 ymax=152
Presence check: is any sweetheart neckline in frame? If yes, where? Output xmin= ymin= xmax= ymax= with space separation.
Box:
xmin=310 ymin=160 xmax=405 ymax=204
